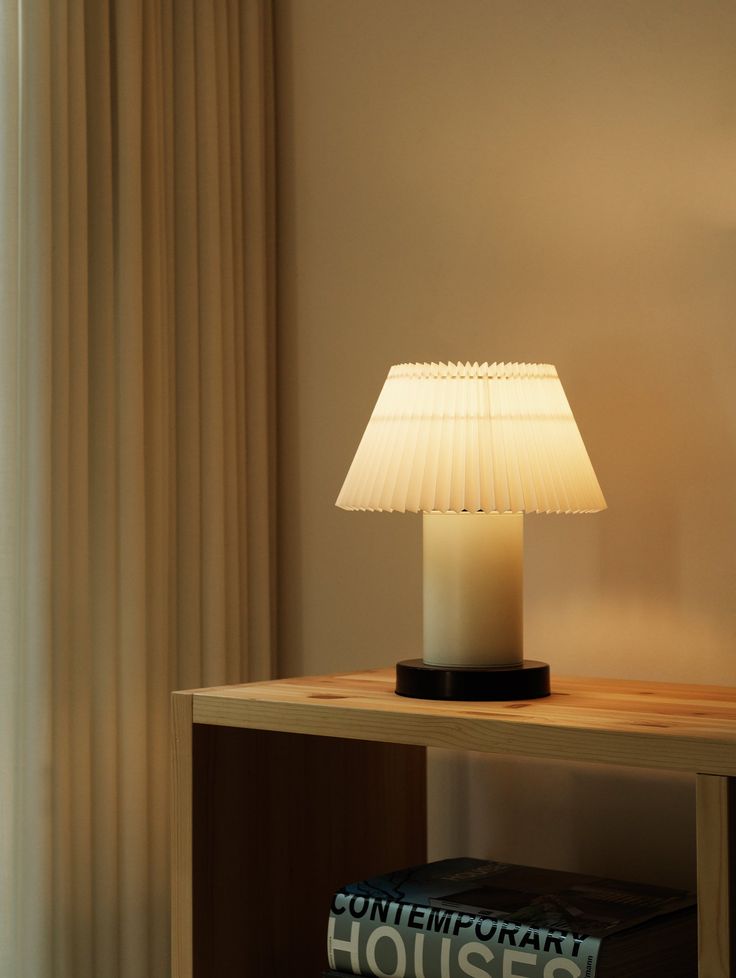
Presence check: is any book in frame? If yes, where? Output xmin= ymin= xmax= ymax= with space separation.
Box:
xmin=327 ymin=857 xmax=696 ymax=978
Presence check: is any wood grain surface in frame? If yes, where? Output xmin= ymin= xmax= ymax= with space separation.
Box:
xmin=171 ymin=692 xmax=194 ymax=978
xmin=189 ymin=668 xmax=736 ymax=775
xmin=697 ymin=774 xmax=735 ymax=978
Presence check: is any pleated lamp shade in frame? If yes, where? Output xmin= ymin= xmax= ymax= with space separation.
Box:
xmin=336 ymin=361 xmax=606 ymax=515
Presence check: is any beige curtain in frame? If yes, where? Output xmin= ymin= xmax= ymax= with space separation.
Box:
xmin=0 ymin=2 xmax=276 ymax=976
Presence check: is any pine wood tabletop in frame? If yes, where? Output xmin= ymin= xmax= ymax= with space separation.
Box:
xmin=181 ymin=668 xmax=736 ymax=776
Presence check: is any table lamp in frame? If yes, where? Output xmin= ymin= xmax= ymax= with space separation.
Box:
xmin=336 ymin=361 xmax=606 ymax=701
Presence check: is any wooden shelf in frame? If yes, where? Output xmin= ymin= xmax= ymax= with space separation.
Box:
xmin=189 ymin=668 xmax=736 ymax=775
xmin=172 ymin=669 xmax=736 ymax=978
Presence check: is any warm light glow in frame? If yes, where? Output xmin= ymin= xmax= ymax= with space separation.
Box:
xmin=336 ymin=362 xmax=607 ymax=514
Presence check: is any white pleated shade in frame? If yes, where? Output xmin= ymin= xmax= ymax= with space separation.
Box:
xmin=336 ymin=362 xmax=607 ymax=514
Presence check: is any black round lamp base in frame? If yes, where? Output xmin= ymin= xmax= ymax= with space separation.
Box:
xmin=395 ymin=658 xmax=550 ymax=701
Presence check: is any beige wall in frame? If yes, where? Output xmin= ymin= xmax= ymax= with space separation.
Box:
xmin=275 ymin=0 xmax=736 ymax=887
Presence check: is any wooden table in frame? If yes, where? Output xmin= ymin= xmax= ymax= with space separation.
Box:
xmin=171 ymin=669 xmax=736 ymax=978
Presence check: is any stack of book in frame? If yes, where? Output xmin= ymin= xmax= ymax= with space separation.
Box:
xmin=323 ymin=857 xmax=696 ymax=978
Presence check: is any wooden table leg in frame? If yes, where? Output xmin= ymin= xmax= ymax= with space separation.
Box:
xmin=696 ymin=774 xmax=735 ymax=978
xmin=171 ymin=692 xmax=194 ymax=978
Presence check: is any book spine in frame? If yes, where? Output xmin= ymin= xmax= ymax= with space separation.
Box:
xmin=328 ymin=891 xmax=590 ymax=978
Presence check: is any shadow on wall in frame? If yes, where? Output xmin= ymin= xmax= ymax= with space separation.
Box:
xmin=525 ymin=286 xmax=736 ymax=686
xmin=428 ymin=749 xmax=696 ymax=890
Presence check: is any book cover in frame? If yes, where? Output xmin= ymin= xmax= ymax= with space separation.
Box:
xmin=327 ymin=857 xmax=695 ymax=978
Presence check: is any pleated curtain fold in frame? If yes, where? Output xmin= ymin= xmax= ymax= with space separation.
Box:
xmin=0 ymin=2 xmax=276 ymax=977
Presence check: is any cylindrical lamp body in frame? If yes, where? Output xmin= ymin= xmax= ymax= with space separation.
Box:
xmin=422 ymin=512 xmax=523 ymax=668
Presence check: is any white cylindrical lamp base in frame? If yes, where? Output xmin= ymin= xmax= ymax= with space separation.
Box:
xmin=422 ymin=512 xmax=523 ymax=668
